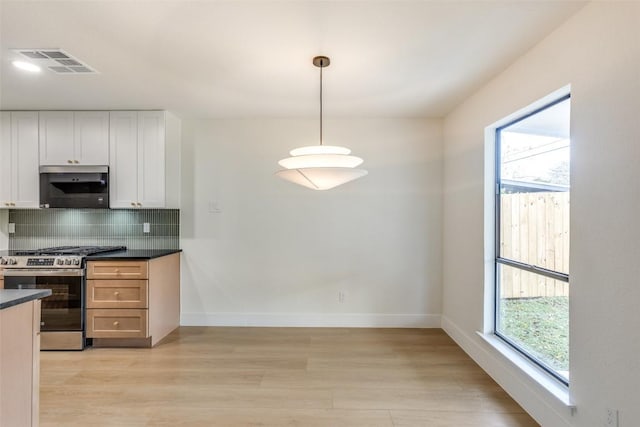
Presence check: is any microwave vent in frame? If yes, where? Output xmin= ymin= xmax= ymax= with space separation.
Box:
xmin=11 ymin=48 xmax=98 ymax=74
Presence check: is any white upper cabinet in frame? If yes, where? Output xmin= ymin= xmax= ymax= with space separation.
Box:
xmin=39 ymin=111 xmax=109 ymax=165
xmin=0 ymin=112 xmax=40 ymax=208
xmin=137 ymin=111 xmax=166 ymax=208
xmin=0 ymin=112 xmax=10 ymax=205
xmin=2 ymin=109 xmax=179 ymax=210
xmin=39 ymin=111 xmax=73 ymax=165
xmin=109 ymin=111 xmax=139 ymax=208
xmin=74 ymin=112 xmax=110 ymax=165
xmin=109 ymin=111 xmax=167 ymax=208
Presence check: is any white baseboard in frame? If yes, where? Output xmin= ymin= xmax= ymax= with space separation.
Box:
xmin=441 ymin=315 xmax=572 ymax=427
xmin=181 ymin=312 xmax=441 ymax=328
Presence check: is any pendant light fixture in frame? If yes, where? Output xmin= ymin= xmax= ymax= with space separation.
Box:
xmin=276 ymin=56 xmax=367 ymax=190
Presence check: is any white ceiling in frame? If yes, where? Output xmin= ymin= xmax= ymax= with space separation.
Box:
xmin=0 ymin=1 xmax=585 ymax=119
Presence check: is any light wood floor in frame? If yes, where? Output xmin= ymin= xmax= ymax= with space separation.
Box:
xmin=40 ymin=327 xmax=539 ymax=426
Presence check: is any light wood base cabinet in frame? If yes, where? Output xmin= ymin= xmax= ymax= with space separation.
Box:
xmin=86 ymin=279 xmax=148 ymax=309
xmin=86 ymin=253 xmax=180 ymax=347
xmin=86 ymin=309 xmax=148 ymax=338
xmin=0 ymin=299 xmax=41 ymax=427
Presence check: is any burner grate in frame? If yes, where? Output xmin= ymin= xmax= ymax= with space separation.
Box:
xmin=15 ymin=246 xmax=126 ymax=256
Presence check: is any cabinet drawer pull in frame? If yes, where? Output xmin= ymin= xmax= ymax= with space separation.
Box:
xmin=131 ymin=202 xmax=136 ymax=206
xmin=67 ymin=160 xmax=73 ymax=164
xmin=114 ymin=291 xmax=120 ymax=297
xmin=137 ymin=202 xmax=142 ymax=207
xmin=74 ymin=160 xmax=79 ymax=164
xmin=114 ymin=269 xmax=120 ymax=273
xmin=113 ymin=321 xmax=119 ymax=327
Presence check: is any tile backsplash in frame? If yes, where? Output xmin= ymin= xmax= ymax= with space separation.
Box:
xmin=8 ymin=209 xmax=179 ymax=250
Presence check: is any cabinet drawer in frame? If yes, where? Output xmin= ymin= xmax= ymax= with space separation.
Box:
xmin=87 ymin=280 xmax=148 ymax=309
xmin=86 ymin=309 xmax=148 ymax=338
xmin=87 ymin=261 xmax=148 ymax=279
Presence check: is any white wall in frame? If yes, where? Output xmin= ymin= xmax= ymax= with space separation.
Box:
xmin=442 ymin=2 xmax=640 ymax=427
xmin=180 ymin=118 xmax=443 ymax=327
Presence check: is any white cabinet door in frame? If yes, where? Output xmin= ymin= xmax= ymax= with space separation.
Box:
xmin=109 ymin=112 xmax=139 ymax=208
xmin=137 ymin=111 xmax=165 ymax=208
xmin=74 ymin=111 xmax=109 ymax=165
xmin=0 ymin=112 xmax=39 ymax=208
xmin=12 ymin=112 xmax=40 ymax=208
xmin=39 ymin=111 xmax=74 ymax=165
xmin=40 ymin=111 xmax=109 ymax=165
xmin=109 ymin=111 xmax=166 ymax=209
xmin=0 ymin=112 xmax=12 ymax=206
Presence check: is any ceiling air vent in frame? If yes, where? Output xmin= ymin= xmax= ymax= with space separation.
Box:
xmin=11 ymin=48 xmax=98 ymax=74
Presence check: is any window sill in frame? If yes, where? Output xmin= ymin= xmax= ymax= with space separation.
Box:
xmin=476 ymin=331 xmax=574 ymax=410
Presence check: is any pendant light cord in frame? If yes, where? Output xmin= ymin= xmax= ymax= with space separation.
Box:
xmin=319 ymin=61 xmax=323 ymax=146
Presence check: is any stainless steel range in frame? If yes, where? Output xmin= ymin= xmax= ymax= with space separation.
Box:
xmin=1 ymin=246 xmax=126 ymax=350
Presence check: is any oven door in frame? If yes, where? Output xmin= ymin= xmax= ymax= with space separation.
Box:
xmin=3 ymin=269 xmax=84 ymax=332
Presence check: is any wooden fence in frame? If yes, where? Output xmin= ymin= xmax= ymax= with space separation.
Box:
xmin=500 ymin=192 xmax=570 ymax=299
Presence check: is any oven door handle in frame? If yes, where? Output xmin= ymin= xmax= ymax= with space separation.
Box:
xmin=2 ymin=269 xmax=85 ymax=277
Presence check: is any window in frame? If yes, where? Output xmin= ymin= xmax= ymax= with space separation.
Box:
xmin=495 ymin=95 xmax=571 ymax=384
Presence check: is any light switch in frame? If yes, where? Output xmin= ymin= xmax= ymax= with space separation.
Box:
xmin=143 ymin=222 xmax=150 ymax=233
xmin=8 ymin=223 xmax=15 ymax=234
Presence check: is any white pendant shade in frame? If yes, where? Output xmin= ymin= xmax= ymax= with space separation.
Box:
xmin=276 ymin=56 xmax=367 ymax=190
xmin=278 ymin=154 xmax=363 ymax=169
xmin=277 ymin=142 xmax=367 ymax=190
xmin=276 ymin=167 xmax=368 ymax=190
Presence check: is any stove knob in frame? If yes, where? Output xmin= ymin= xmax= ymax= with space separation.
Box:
xmin=73 ymin=259 xmax=80 ymax=265
xmin=64 ymin=259 xmax=71 ymax=265
xmin=0 ymin=258 xmax=6 ymax=265
xmin=8 ymin=258 xmax=17 ymax=265
xmin=56 ymin=259 xmax=64 ymax=265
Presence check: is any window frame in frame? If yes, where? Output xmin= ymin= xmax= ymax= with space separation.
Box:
xmin=494 ymin=93 xmax=571 ymax=386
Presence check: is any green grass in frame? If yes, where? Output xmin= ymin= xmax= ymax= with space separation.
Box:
xmin=498 ymin=296 xmax=569 ymax=373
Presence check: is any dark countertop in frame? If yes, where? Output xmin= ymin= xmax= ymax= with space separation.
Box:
xmin=0 ymin=250 xmax=25 ymax=256
xmin=0 ymin=289 xmax=53 ymax=310
xmin=85 ymin=249 xmax=182 ymax=261
xmin=0 ymin=249 xmax=182 ymax=259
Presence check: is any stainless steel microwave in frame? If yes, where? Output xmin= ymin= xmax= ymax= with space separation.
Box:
xmin=39 ymin=165 xmax=109 ymax=208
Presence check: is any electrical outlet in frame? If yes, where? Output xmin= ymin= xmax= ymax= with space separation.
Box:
xmin=606 ymin=408 xmax=619 ymax=427
xmin=338 ymin=291 xmax=347 ymax=303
